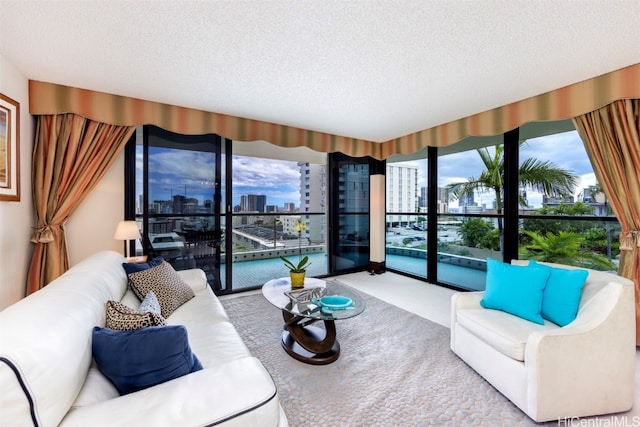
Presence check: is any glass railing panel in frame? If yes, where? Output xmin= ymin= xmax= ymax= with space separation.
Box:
xmin=230 ymin=213 xmax=327 ymax=290
xmin=435 ymin=215 xmax=496 ymax=291
xmin=333 ymin=213 xmax=370 ymax=271
xmin=385 ymin=213 xmax=427 ymax=278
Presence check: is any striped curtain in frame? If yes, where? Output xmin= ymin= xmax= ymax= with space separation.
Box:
xmin=573 ymin=99 xmax=640 ymax=345
xmin=27 ymin=114 xmax=134 ymax=293
xmin=29 ymin=63 xmax=640 ymax=159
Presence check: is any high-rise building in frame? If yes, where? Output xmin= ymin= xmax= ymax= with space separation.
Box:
xmin=240 ymin=194 xmax=267 ymax=212
xmin=419 ymin=186 xmax=427 ymax=209
xmin=459 ymin=191 xmax=476 ymax=208
xmin=298 ymin=162 xmax=326 ymax=243
xmin=386 ymin=163 xmax=418 ymax=226
xmin=284 ymin=202 xmax=296 ymax=212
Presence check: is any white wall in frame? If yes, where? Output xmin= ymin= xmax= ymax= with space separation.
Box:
xmin=0 ymin=54 xmax=34 ymax=309
xmin=0 ymin=54 xmax=125 ymax=310
xmin=65 ymin=152 xmax=124 ymax=266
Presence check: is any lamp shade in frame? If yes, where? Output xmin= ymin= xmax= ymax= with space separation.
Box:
xmin=113 ymin=221 xmax=141 ymax=241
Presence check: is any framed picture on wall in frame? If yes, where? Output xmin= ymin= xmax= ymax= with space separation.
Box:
xmin=0 ymin=93 xmax=20 ymax=202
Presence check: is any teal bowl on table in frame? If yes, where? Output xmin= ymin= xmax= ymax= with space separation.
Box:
xmin=315 ymin=295 xmax=353 ymax=311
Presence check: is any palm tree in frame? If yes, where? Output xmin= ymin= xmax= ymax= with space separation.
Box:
xmin=520 ymin=230 xmax=615 ymax=270
xmin=445 ymin=142 xmax=578 ymax=250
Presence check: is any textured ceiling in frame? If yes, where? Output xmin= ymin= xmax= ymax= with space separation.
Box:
xmin=1 ymin=0 xmax=639 ymax=142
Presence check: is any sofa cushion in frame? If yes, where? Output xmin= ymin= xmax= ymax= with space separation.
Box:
xmin=457 ymin=308 xmax=558 ymax=361
xmin=122 ymin=256 xmax=164 ymax=275
xmin=529 ymin=260 xmax=588 ymax=326
xmin=480 ymin=258 xmax=550 ymax=324
xmin=128 ymin=261 xmax=195 ymax=317
xmin=105 ymin=299 xmax=166 ymax=331
xmin=71 ymin=361 xmax=120 ymax=408
xmin=92 ymin=325 xmax=203 ymax=395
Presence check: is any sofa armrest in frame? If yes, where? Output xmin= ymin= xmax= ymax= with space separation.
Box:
xmin=524 ymin=281 xmax=635 ymax=420
xmin=451 ymin=291 xmax=484 ymax=311
xmin=60 ymin=358 xmax=283 ymax=427
xmin=450 ymin=291 xmax=484 ymax=349
xmin=177 ymin=268 xmax=209 ymax=292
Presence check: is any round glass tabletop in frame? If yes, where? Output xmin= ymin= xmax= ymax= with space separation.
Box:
xmin=262 ymin=277 xmax=365 ymax=321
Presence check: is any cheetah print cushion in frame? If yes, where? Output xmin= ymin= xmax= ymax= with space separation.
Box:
xmin=127 ymin=261 xmax=195 ymax=317
xmin=105 ymin=300 xmax=166 ymax=331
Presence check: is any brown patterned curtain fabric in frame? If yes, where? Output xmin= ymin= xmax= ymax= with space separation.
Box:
xmin=27 ymin=114 xmax=135 ymax=294
xmin=573 ymin=99 xmax=640 ymax=345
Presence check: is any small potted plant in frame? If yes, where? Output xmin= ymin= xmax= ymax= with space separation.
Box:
xmin=281 ymin=219 xmax=310 ymax=289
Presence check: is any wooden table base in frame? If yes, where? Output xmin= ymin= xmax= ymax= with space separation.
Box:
xmin=281 ymin=311 xmax=340 ymax=365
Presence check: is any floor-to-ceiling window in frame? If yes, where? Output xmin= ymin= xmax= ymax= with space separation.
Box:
xmin=385 ymin=157 xmax=428 ymax=277
xmin=134 ymin=125 xmax=225 ymax=290
xmin=228 ymin=153 xmax=328 ymax=289
xmin=130 ymin=129 xmax=333 ymax=294
xmin=382 ymin=120 xmax=621 ymax=291
xmin=328 ymin=153 xmax=376 ymax=274
xmin=517 ymin=126 xmax=621 ymax=271
xmin=126 ymin=120 xmax=620 ymax=294
xmin=436 ymin=136 xmax=504 ymax=290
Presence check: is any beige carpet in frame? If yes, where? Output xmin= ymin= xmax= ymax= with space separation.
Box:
xmin=222 ymin=290 xmax=550 ymax=427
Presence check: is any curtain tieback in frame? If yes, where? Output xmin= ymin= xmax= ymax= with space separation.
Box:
xmin=620 ymin=230 xmax=640 ymax=251
xmin=31 ymin=224 xmax=62 ymax=244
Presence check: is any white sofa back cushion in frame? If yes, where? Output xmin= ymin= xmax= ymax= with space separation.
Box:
xmin=0 ymin=251 xmax=127 ymax=427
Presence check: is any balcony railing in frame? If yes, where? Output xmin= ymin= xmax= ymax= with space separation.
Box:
xmin=137 ymin=212 xmax=621 ymax=294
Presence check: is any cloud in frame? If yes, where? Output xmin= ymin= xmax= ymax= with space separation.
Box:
xmin=143 ymin=147 xmax=305 ymax=207
xmin=521 ymin=131 xmax=592 ymax=177
xmin=231 ymin=156 xmax=302 ymax=206
xmin=437 ymin=148 xmax=493 ymax=188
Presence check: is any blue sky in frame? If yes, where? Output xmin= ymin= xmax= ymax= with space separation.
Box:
xmin=140 ymin=130 xmax=595 ymax=210
xmin=140 ymin=148 xmax=302 ymax=208
xmin=435 ymin=130 xmax=595 ymax=208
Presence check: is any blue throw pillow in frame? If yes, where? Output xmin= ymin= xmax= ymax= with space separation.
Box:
xmin=529 ymin=260 xmax=588 ymax=326
xmin=122 ymin=256 xmax=164 ymax=275
xmin=92 ymin=325 xmax=203 ymax=395
xmin=480 ymin=258 xmax=550 ymax=324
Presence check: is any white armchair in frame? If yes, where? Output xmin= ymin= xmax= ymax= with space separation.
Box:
xmin=450 ymin=262 xmax=636 ymax=422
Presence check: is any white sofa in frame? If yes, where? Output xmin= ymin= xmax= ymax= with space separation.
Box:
xmin=0 ymin=250 xmax=287 ymax=427
xmin=450 ymin=260 xmax=636 ymax=422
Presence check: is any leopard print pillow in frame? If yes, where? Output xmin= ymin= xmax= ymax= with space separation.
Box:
xmin=105 ymin=300 xmax=166 ymax=331
xmin=127 ymin=261 xmax=195 ymax=318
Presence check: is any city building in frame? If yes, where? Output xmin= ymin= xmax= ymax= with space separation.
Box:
xmin=386 ymin=163 xmax=418 ymax=227
xmin=240 ymin=194 xmax=267 ymax=213
xmin=298 ymin=162 xmax=326 ymax=244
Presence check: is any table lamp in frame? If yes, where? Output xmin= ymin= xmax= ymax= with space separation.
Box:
xmin=113 ymin=220 xmax=141 ymax=259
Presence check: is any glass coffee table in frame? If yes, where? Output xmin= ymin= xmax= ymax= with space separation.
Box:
xmin=262 ymin=277 xmax=365 ymax=365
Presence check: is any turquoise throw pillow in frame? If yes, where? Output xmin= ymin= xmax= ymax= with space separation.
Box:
xmin=529 ymin=260 xmax=588 ymax=326
xmin=92 ymin=325 xmax=202 ymax=395
xmin=480 ymin=258 xmax=550 ymax=324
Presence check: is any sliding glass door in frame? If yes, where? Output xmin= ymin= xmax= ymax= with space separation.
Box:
xmin=328 ymin=153 xmax=372 ymax=274
xmin=136 ymin=125 xmax=225 ymax=291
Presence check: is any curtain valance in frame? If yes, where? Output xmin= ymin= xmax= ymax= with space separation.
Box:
xmin=381 ymin=63 xmax=640 ymax=158
xmin=28 ymin=80 xmax=381 ymax=159
xmin=29 ymin=63 xmax=640 ymax=159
